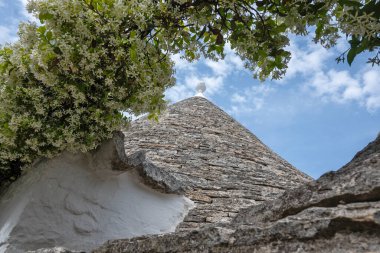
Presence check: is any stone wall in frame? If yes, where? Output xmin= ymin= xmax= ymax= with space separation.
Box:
xmin=94 ymin=134 xmax=380 ymax=253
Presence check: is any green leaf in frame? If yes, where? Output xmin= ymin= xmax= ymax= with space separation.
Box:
xmin=39 ymin=13 xmax=54 ymax=23
xmin=130 ymin=47 xmax=137 ymax=61
xmin=338 ymin=0 xmax=362 ymax=7
xmin=183 ymin=35 xmax=190 ymax=44
xmin=177 ymin=38 xmax=183 ymax=47
xmin=37 ymin=26 xmax=47 ymax=36
xmin=315 ymin=22 xmax=324 ymax=39
xmin=204 ymin=33 xmax=210 ymax=43
xmin=349 ymin=36 xmax=360 ymax=48
xmin=347 ymin=48 xmax=357 ymax=65
xmin=46 ymin=31 xmax=53 ymax=42
xmin=186 ymin=50 xmax=195 ymax=59
xmin=215 ymin=45 xmax=223 ymax=55
xmin=130 ymin=30 xmax=137 ymax=39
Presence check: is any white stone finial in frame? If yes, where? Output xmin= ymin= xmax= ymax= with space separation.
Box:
xmin=195 ymin=82 xmax=206 ymax=97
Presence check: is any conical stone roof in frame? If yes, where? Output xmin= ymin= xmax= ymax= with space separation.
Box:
xmin=123 ymin=96 xmax=312 ymax=230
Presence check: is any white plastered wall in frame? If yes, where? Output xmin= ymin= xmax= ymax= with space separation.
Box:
xmin=0 ymin=148 xmax=193 ymax=252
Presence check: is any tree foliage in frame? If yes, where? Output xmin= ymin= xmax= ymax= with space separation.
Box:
xmin=0 ymin=0 xmax=379 ymax=187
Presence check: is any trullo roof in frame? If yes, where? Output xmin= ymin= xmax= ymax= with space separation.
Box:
xmin=122 ymin=96 xmax=312 ymax=230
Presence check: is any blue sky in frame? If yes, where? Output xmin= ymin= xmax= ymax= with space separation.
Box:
xmin=1 ymin=0 xmax=379 ymax=179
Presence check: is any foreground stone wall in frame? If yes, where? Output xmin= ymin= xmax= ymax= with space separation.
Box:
xmin=94 ymin=134 xmax=380 ymax=253
xmin=123 ymin=97 xmax=311 ymax=230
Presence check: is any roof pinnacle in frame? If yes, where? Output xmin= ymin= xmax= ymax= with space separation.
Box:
xmin=195 ymin=82 xmax=206 ymax=97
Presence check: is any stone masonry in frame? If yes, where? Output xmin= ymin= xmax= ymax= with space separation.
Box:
xmin=94 ymin=132 xmax=380 ymax=253
xmin=122 ymin=96 xmax=312 ymax=230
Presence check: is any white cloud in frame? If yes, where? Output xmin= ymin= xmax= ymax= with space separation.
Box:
xmin=278 ymin=35 xmax=380 ymax=112
xmin=205 ymin=59 xmax=230 ymax=77
xmin=17 ymin=0 xmax=36 ymax=21
xmin=0 ymin=25 xmax=17 ymax=44
xmin=18 ymin=0 xmax=27 ymax=5
xmin=231 ymin=93 xmax=247 ymax=103
xmin=283 ymin=38 xmax=333 ymax=80
xmin=307 ymin=68 xmax=380 ymax=111
xmin=229 ymin=53 xmax=245 ymax=70
xmin=168 ymin=44 xmax=246 ymax=103
xmin=361 ymin=69 xmax=380 ymax=111
xmin=228 ymin=85 xmax=273 ymax=115
xmin=171 ymin=53 xmax=196 ymax=72
xmin=310 ymin=70 xmax=361 ymax=102
xmin=169 ymin=35 xmax=380 ymax=113
xmin=165 ymin=74 xmax=224 ymax=103
xmin=335 ymin=36 xmax=350 ymax=53
xmin=225 ymin=44 xmax=245 ymax=69
xmin=165 ymin=83 xmax=193 ymax=103
xmin=205 ymin=44 xmax=245 ymax=77
xmin=18 ymin=0 xmax=28 ymax=11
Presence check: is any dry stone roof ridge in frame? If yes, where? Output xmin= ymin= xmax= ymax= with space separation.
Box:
xmin=122 ymin=96 xmax=312 ymax=230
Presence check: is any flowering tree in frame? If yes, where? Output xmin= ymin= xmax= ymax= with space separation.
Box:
xmin=0 ymin=0 xmax=379 ymax=187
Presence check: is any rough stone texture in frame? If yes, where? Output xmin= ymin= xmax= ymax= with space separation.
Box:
xmin=93 ymin=134 xmax=380 ymax=253
xmin=27 ymin=247 xmax=84 ymax=253
xmin=234 ymin=131 xmax=380 ymax=226
xmin=122 ymin=97 xmax=311 ymax=230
